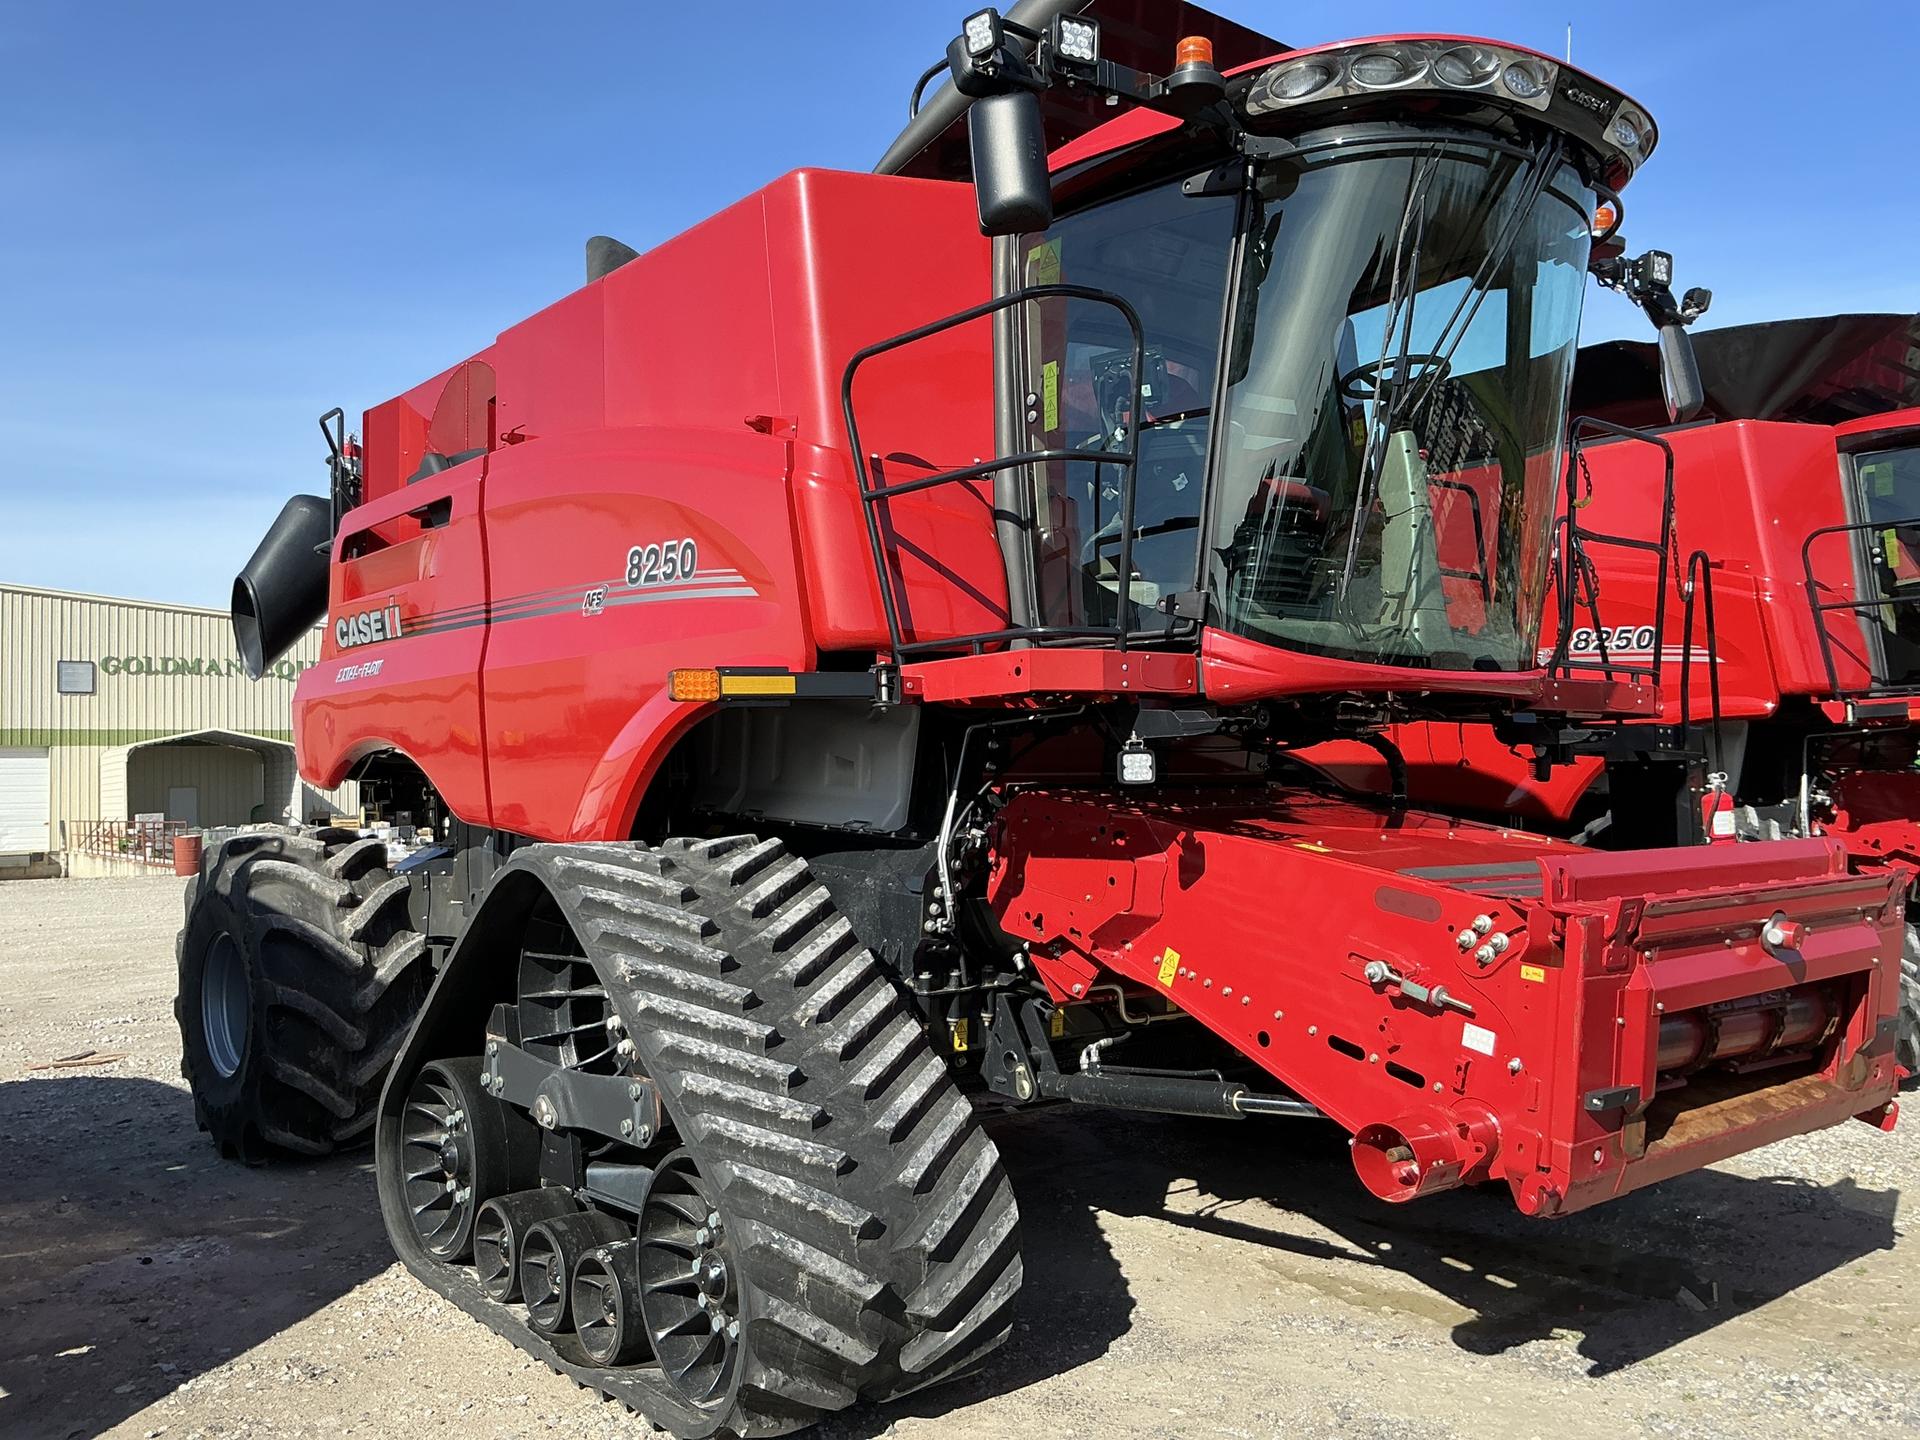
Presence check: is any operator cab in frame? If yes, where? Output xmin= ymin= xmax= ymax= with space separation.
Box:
xmin=859 ymin=17 xmax=1679 ymax=711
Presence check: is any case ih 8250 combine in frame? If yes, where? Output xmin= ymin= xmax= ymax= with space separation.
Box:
xmin=178 ymin=4 xmax=1905 ymax=1435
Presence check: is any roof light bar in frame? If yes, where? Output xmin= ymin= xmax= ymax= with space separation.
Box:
xmin=1244 ymin=37 xmax=1658 ymax=178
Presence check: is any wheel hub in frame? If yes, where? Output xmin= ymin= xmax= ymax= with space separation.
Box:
xmin=199 ymin=932 xmax=250 ymax=1080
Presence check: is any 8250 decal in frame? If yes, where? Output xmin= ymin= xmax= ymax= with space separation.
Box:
xmin=625 ymin=538 xmax=698 ymax=587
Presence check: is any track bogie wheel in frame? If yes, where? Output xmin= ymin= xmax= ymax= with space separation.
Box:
xmin=474 ymin=1189 xmax=578 ymax=1303
xmin=520 ymin=1210 xmax=629 ymax=1336
xmin=573 ymin=1240 xmax=651 ymax=1367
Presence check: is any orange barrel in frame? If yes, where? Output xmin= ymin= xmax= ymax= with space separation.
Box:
xmin=173 ymin=832 xmax=204 ymax=877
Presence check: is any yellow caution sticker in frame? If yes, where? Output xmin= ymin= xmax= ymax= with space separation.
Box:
xmin=950 ymin=1017 xmax=970 ymax=1053
xmin=1520 ymin=963 xmax=1546 ymax=984
xmin=1048 ymin=1008 xmax=1066 ymax=1038
xmin=1027 ymin=238 xmax=1061 ymax=288
xmin=1157 ymin=947 xmax=1182 ymax=988
xmin=1042 ymin=360 xmax=1060 ymax=433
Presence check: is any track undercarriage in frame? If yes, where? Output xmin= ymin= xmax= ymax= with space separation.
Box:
xmin=374 ymin=836 xmax=1021 ymax=1439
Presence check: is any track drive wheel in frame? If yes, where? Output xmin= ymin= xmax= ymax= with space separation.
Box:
xmin=176 ymin=825 xmax=434 ymax=1160
xmin=399 ymin=1057 xmax=537 ymax=1261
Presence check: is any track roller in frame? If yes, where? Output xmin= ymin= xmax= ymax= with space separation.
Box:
xmin=572 ymin=1241 xmax=650 ymax=1366
xmin=474 ymin=1188 xmax=578 ymax=1303
xmin=520 ymin=1210 xmax=628 ymax=1335
xmin=398 ymin=1057 xmax=537 ymax=1262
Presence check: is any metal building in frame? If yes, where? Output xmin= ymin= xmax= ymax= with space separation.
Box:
xmin=0 ymin=583 xmax=347 ymax=868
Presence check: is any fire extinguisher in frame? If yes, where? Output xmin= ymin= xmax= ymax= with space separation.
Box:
xmin=1702 ymin=772 xmax=1737 ymax=844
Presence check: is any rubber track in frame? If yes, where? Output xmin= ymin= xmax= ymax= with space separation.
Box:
xmin=393 ymin=837 xmax=1021 ymax=1438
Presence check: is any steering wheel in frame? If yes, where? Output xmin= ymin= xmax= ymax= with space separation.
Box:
xmin=1338 ymin=353 xmax=1452 ymax=402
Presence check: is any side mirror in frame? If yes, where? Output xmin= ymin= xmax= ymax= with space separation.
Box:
xmin=1656 ymin=322 xmax=1705 ymax=424
xmin=1593 ymin=246 xmax=1712 ymax=424
xmin=967 ymin=89 xmax=1052 ymax=236
xmin=945 ymin=14 xmax=1053 ymax=236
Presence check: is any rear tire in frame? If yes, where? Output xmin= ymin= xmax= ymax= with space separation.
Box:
xmin=175 ymin=825 xmax=433 ymax=1159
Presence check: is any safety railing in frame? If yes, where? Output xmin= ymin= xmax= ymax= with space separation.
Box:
xmin=842 ymin=284 xmax=1146 ymax=662
xmin=1801 ymin=515 xmax=1920 ymax=700
xmin=70 ymin=819 xmax=191 ymax=865
xmin=1545 ymin=416 xmax=1676 ymax=686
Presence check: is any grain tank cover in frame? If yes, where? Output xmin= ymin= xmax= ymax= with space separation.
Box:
xmin=1572 ymin=313 xmax=1920 ymax=428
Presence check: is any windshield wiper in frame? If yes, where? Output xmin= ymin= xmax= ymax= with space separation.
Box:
xmin=1335 ymin=149 xmax=1443 ymax=600
xmin=1334 ymin=137 xmax=1564 ymax=607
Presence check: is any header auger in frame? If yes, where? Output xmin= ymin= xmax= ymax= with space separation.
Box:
xmin=179 ymin=5 xmax=1905 ymax=1434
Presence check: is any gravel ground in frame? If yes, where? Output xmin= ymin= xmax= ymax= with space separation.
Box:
xmin=1 ymin=875 xmax=1915 ymax=1440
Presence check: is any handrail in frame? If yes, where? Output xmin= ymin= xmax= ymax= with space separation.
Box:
xmin=1546 ymin=416 xmax=1676 ymax=686
xmin=1678 ymin=548 xmax=1724 ymax=771
xmin=842 ymin=283 xmax=1147 ymax=662
xmin=1800 ymin=513 xmax=1920 ymax=699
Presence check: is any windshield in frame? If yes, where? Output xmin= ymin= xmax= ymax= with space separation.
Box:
xmin=1210 ymin=131 xmax=1593 ymax=670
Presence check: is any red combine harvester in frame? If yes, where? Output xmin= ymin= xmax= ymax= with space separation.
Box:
xmin=1308 ymin=313 xmax=1920 ymax=1075
xmin=177 ymin=5 xmax=1905 ymax=1434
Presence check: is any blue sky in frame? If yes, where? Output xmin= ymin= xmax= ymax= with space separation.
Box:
xmin=1 ymin=1 xmax=1912 ymax=607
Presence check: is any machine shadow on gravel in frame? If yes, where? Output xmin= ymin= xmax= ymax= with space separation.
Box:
xmin=1071 ymin=1111 xmax=1900 ymax=1378
xmin=0 ymin=1074 xmax=390 ymax=1440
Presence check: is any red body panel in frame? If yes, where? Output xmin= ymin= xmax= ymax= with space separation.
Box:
xmin=296 ymin=169 xmax=1002 ymax=837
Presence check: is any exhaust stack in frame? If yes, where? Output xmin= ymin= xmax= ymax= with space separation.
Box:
xmin=232 ymin=494 xmax=332 ymax=680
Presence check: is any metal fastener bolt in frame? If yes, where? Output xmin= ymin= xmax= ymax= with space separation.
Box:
xmin=1433 ymin=1082 xmax=1444 ymax=1092
xmin=1273 ymin=1010 xmax=1283 ymax=1020
xmin=477 ymin=1071 xmax=492 ymax=1088
xmin=1471 ymin=915 xmax=1494 ymax=935
xmin=620 ymin=1119 xmax=635 ymax=1137
xmin=1654 ymin=1002 xmax=1664 ymax=1013
xmin=488 ymin=1039 xmax=499 ymax=1054
xmin=635 ymin=1125 xmax=652 ymax=1145
xmin=1455 ymin=929 xmax=1477 ymax=950
xmin=1307 ymin=1025 xmax=1318 ymax=1036
xmin=697 ymin=1291 xmax=711 ymax=1309
xmin=1241 ymin=995 xmax=1250 ymax=1006
xmin=1368 ymin=1053 xmax=1379 ymax=1064
xmin=1486 ymin=933 xmax=1509 ymax=955
xmin=1617 ymin=1016 xmax=1627 ymax=1027
xmin=1592 ymin=1148 xmax=1603 ymax=1164
xmin=1071 ymin=983 xmax=1084 ymax=996
xmin=727 ymin=1319 xmax=740 ymax=1339
xmin=1204 ymin=978 xmax=1213 ymax=989
xmin=628 ymin=1084 xmax=644 ymax=1101
xmin=1474 ymin=944 xmax=1497 ymax=965
xmin=1508 ymin=1057 xmax=1523 ymax=1074
xmin=1223 ymin=986 xmax=1233 ymax=997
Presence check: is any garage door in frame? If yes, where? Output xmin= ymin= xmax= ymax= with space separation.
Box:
xmin=0 ymin=748 xmax=51 ymax=855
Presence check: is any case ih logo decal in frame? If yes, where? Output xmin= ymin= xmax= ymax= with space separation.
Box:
xmin=336 ymin=603 xmax=405 ymax=649
xmin=332 ymin=549 xmax=758 ymax=649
